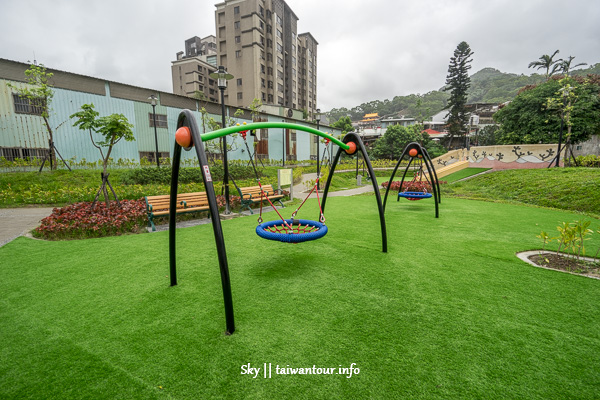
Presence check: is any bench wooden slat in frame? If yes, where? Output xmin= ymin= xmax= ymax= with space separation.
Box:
xmin=145 ymin=191 xmax=210 ymax=231
xmin=235 ymin=184 xmax=285 ymax=214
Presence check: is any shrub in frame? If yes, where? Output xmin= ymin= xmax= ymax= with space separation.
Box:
xmin=33 ymin=200 xmax=147 ymax=240
xmin=121 ymin=165 xmax=259 ymax=185
xmin=570 ymin=154 xmax=600 ymax=168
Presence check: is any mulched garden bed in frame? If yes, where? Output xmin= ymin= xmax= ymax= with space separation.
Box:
xmin=527 ymin=252 xmax=600 ymax=279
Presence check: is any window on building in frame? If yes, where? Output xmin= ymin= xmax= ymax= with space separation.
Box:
xmin=261 ymin=78 xmax=266 ymax=88
xmin=268 ymin=81 xmax=273 ymax=89
xmin=148 ymin=113 xmax=168 ymax=129
xmin=278 ymin=96 xmax=284 ymax=105
xmin=260 ymin=36 xmax=264 ymax=45
xmin=268 ymin=94 xmax=274 ymax=102
xmin=277 ymin=43 xmax=283 ymax=53
xmin=278 ymin=83 xmax=284 ymax=93
xmin=235 ymin=35 xmax=241 ymax=44
xmin=260 ymin=21 xmax=264 ymax=29
xmin=277 ymin=56 xmax=283 ymax=66
xmin=292 ymin=56 xmax=296 ymax=65
xmin=277 ymin=15 xmax=282 ymax=26
xmin=234 ymin=21 xmax=240 ymax=29
xmin=237 ymin=92 xmax=243 ymax=100
xmin=140 ymin=151 xmax=170 ymax=163
xmin=218 ymin=12 xmax=225 ymax=24
xmin=261 ymin=50 xmax=265 ymax=60
xmin=262 ymin=92 xmax=266 ymax=101
xmin=267 ymin=25 xmax=272 ymax=34
xmin=268 ymin=67 xmax=273 ymax=75
xmin=12 ymin=94 xmax=45 ymax=115
xmin=266 ymin=10 xmax=271 ymax=19
xmin=277 ymin=30 xmax=283 ymax=39
xmin=261 ymin=64 xmax=266 ymax=74
xmin=267 ymin=53 xmax=272 ymax=62
xmin=0 ymin=147 xmax=46 ymax=161
xmin=234 ymin=6 xmax=240 ymax=14
xmin=237 ymin=78 xmax=243 ymax=86
xmin=236 ymin=50 xmax=242 ymax=58
xmin=267 ymin=38 xmax=272 ymax=47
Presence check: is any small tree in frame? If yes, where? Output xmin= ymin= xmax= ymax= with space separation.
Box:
xmin=8 ymin=63 xmax=57 ymax=169
xmin=71 ymin=103 xmax=135 ymax=206
xmin=199 ymin=107 xmax=244 ymax=163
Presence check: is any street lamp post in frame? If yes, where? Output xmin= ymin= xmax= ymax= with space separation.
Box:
xmin=210 ymin=66 xmax=234 ymax=214
xmin=148 ymin=95 xmax=160 ymax=167
xmin=315 ymin=109 xmax=321 ymax=190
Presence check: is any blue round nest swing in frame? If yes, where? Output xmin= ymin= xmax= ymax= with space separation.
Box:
xmin=398 ymin=191 xmax=433 ymax=200
xmin=256 ymin=219 xmax=328 ymax=243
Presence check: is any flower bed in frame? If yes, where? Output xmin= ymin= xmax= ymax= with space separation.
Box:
xmin=33 ymin=200 xmax=147 ymax=240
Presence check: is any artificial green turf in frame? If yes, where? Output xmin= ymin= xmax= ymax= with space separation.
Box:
xmin=443 ymin=167 xmax=600 ymax=217
xmin=444 ymin=167 xmax=491 ymax=183
xmin=1 ymin=197 xmax=599 ymax=399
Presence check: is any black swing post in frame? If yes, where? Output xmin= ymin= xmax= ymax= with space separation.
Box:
xmin=321 ymin=132 xmax=387 ymax=253
xmin=169 ymin=110 xmax=235 ymax=335
xmin=383 ymin=142 xmax=439 ymax=218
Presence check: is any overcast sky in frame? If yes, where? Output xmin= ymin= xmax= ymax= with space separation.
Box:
xmin=1 ymin=0 xmax=598 ymax=111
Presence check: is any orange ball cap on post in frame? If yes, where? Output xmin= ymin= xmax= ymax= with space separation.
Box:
xmin=175 ymin=126 xmax=193 ymax=148
xmin=409 ymin=148 xmax=418 ymax=157
xmin=344 ymin=141 xmax=357 ymax=155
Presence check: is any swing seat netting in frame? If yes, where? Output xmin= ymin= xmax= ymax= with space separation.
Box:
xmin=398 ymin=191 xmax=432 ymax=200
xmin=256 ymin=219 xmax=328 ymax=243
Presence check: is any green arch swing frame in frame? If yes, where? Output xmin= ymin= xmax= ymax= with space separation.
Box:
xmin=168 ymin=110 xmax=386 ymax=335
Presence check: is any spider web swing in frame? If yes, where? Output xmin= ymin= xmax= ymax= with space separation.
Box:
xmin=239 ymin=124 xmax=330 ymax=243
xmin=398 ymin=153 xmax=433 ymax=201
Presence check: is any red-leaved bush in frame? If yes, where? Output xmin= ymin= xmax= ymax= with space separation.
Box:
xmin=381 ymin=180 xmax=446 ymax=192
xmin=33 ymin=199 xmax=147 ymax=240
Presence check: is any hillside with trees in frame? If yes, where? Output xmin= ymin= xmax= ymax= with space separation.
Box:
xmin=327 ymin=64 xmax=599 ymax=122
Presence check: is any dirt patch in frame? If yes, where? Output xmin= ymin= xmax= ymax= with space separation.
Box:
xmin=527 ymin=252 xmax=600 ymax=279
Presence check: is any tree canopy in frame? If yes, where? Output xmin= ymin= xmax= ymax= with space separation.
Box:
xmin=370 ymin=125 xmax=445 ymax=160
xmin=493 ymin=75 xmax=600 ymax=144
xmin=330 ymin=116 xmax=354 ymax=135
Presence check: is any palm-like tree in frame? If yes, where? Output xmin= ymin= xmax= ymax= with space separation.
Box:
xmin=558 ymin=56 xmax=588 ymax=75
xmin=528 ymin=50 xmax=561 ymax=80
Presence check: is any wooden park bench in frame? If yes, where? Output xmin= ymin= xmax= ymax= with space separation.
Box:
xmin=145 ymin=192 xmax=209 ymax=231
xmin=235 ymin=184 xmax=285 ymax=214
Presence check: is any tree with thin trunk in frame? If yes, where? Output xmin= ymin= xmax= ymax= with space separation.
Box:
xmin=558 ymin=56 xmax=587 ymax=75
xmin=8 ymin=63 xmax=57 ymax=169
xmin=443 ymin=41 xmax=474 ymax=149
xmin=71 ymin=103 xmax=135 ymax=206
xmin=528 ymin=50 xmax=561 ymax=80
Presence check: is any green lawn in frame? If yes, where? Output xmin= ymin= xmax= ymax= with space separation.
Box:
xmin=1 ymin=196 xmax=599 ymax=399
xmin=443 ymin=167 xmax=491 ymax=183
xmin=442 ymin=167 xmax=600 ymax=217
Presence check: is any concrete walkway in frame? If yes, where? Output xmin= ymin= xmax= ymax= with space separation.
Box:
xmin=292 ymin=170 xmax=383 ymax=199
xmin=0 ymin=207 xmax=54 ymax=248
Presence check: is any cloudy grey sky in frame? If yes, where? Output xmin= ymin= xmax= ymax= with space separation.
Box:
xmin=1 ymin=0 xmax=598 ymax=111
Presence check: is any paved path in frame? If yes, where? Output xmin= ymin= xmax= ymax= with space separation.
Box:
xmin=0 ymin=207 xmax=55 ymax=248
xmin=292 ymin=170 xmax=383 ymax=199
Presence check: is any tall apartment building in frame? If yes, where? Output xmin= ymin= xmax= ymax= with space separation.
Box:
xmin=214 ymin=0 xmax=318 ymax=118
xmin=171 ymin=35 xmax=220 ymax=102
